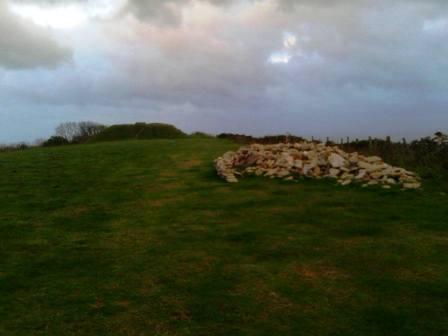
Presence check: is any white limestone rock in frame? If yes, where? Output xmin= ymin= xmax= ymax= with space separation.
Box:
xmin=214 ymin=141 xmax=421 ymax=189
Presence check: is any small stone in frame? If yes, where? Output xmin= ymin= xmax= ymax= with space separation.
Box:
xmin=226 ymin=176 xmax=238 ymax=183
xmin=349 ymin=153 xmax=359 ymax=164
xmin=358 ymin=161 xmax=383 ymax=173
xmin=386 ymin=178 xmax=396 ymax=185
xmin=276 ymin=169 xmax=290 ymax=178
xmin=328 ymin=153 xmax=346 ymax=168
xmin=245 ymin=153 xmax=261 ymax=166
xmin=329 ymin=168 xmax=340 ymax=177
xmin=403 ymin=182 xmax=421 ymax=189
xmin=303 ymin=164 xmax=313 ymax=175
xmin=293 ymin=160 xmax=303 ymax=169
xmin=365 ymin=156 xmax=383 ymax=163
xmin=355 ymin=170 xmax=367 ymax=180
xmin=339 ymin=179 xmax=352 ymax=186
xmin=370 ymin=171 xmax=383 ymax=180
xmin=308 ymin=158 xmax=319 ymax=169
xmin=341 ymin=173 xmax=354 ymax=180
xmin=276 ymin=155 xmax=294 ymax=168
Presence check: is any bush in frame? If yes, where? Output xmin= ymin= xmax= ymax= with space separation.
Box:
xmin=217 ymin=133 xmax=305 ymax=144
xmin=190 ymin=132 xmax=215 ymax=138
xmin=43 ymin=136 xmax=70 ymax=147
xmin=89 ymin=123 xmax=186 ymax=142
xmin=340 ymin=134 xmax=448 ymax=180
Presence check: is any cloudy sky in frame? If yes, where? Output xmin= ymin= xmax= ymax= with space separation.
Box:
xmin=1 ymin=0 xmax=447 ymax=143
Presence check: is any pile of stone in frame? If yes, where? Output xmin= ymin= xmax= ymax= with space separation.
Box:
xmin=214 ymin=142 xmax=421 ymax=189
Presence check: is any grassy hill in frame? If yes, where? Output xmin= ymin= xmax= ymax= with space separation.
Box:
xmin=0 ymin=138 xmax=447 ymax=335
xmin=89 ymin=122 xmax=186 ymax=142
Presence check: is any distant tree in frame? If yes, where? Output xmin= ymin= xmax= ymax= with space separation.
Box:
xmin=33 ymin=138 xmax=47 ymax=146
xmin=55 ymin=122 xmax=79 ymax=141
xmin=17 ymin=143 xmax=28 ymax=150
xmin=76 ymin=121 xmax=106 ymax=140
xmin=55 ymin=121 xmax=106 ymax=142
xmin=0 ymin=143 xmax=29 ymax=151
xmin=433 ymin=132 xmax=447 ymax=145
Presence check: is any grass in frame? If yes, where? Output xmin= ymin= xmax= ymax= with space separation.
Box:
xmin=0 ymin=138 xmax=447 ymax=335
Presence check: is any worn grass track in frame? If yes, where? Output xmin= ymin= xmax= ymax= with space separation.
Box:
xmin=0 ymin=139 xmax=447 ymax=335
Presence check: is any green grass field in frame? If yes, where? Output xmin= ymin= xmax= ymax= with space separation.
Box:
xmin=1 ymin=139 xmax=447 ymax=335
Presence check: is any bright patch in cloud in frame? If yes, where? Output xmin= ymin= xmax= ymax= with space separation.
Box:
xmin=9 ymin=0 xmax=126 ymax=30
xmin=10 ymin=4 xmax=87 ymax=29
xmin=283 ymin=32 xmax=297 ymax=49
xmin=268 ymin=51 xmax=292 ymax=64
xmin=269 ymin=32 xmax=297 ymax=64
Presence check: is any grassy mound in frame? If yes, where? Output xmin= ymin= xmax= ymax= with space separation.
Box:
xmin=0 ymin=138 xmax=447 ymax=335
xmin=90 ymin=122 xmax=186 ymax=142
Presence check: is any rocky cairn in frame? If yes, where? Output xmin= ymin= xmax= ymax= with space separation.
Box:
xmin=215 ymin=142 xmax=421 ymax=189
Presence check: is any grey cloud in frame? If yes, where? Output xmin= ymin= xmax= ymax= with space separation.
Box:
xmin=1 ymin=0 xmax=448 ymax=143
xmin=9 ymin=0 xmax=448 ymax=25
xmin=0 ymin=0 xmax=72 ymax=69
